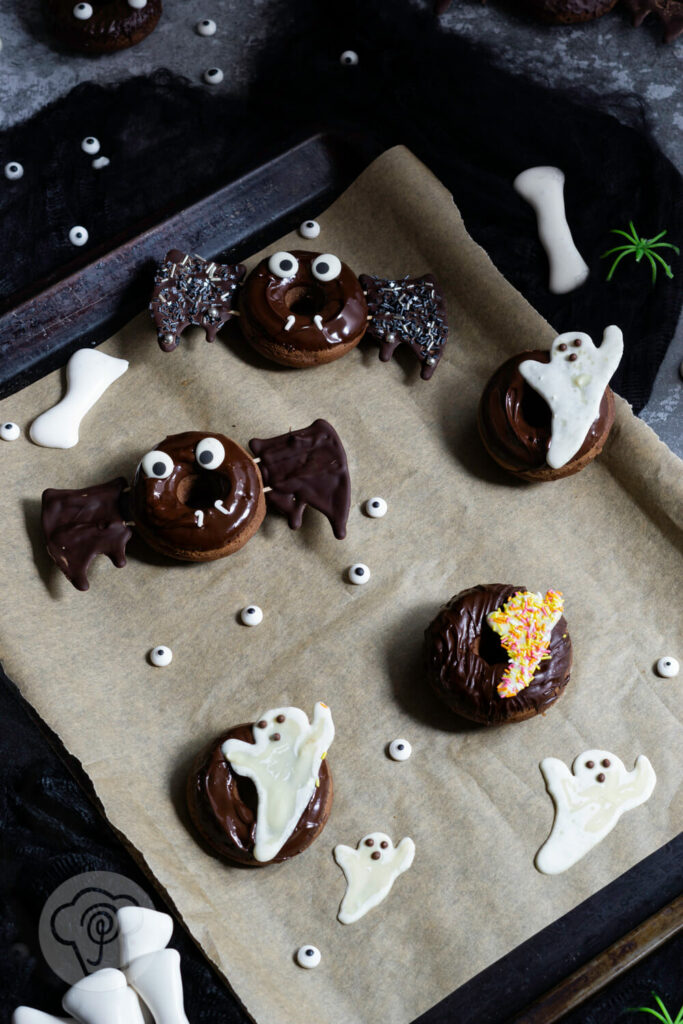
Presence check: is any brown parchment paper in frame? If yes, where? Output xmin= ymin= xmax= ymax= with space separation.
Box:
xmin=1 ymin=147 xmax=682 ymax=1024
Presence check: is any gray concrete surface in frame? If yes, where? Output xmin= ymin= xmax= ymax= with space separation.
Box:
xmin=0 ymin=0 xmax=680 ymax=452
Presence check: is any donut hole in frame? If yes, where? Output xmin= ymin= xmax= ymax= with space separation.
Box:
xmin=520 ymin=381 xmax=551 ymax=430
xmin=472 ymin=623 xmax=508 ymax=666
xmin=285 ymin=284 xmax=334 ymax=318
xmin=176 ymin=472 xmax=231 ymax=510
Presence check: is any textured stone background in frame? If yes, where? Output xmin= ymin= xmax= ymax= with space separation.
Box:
xmin=0 ymin=0 xmax=680 ymax=452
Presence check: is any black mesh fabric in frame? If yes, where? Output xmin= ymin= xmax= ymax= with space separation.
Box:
xmin=1 ymin=0 xmax=681 ymax=410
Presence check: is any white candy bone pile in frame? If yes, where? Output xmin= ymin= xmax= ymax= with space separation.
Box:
xmin=13 ymin=907 xmax=190 ymax=1024
xmin=30 ymin=349 xmax=128 ymax=449
xmin=535 ymin=749 xmax=656 ymax=875
xmin=513 ymin=166 xmax=589 ymax=294
xmin=334 ymin=832 xmax=415 ymax=924
xmin=222 ymin=702 xmax=334 ymax=862
xmin=519 ymin=326 xmax=623 ymax=469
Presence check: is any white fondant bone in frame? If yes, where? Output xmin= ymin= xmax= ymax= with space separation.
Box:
xmin=62 ymin=969 xmax=145 ymax=1024
xmin=535 ymin=749 xmax=656 ymax=875
xmin=125 ymin=949 xmax=190 ymax=1024
xmin=117 ymin=907 xmax=173 ymax=968
xmin=30 ymin=349 xmax=128 ymax=449
xmin=12 ymin=1011 xmax=71 ymax=1024
xmin=222 ymin=702 xmax=334 ymax=862
xmin=334 ymin=832 xmax=415 ymax=924
xmin=519 ymin=326 xmax=623 ymax=468
xmin=513 ymin=166 xmax=588 ymax=294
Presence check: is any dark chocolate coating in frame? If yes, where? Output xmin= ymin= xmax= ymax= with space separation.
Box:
xmin=150 ymin=250 xmax=245 ymax=352
xmin=425 ymin=584 xmax=573 ymax=725
xmin=132 ymin=431 xmax=264 ymax=560
xmin=361 ymin=273 xmax=448 ymax=380
xmin=518 ymin=0 xmax=618 ymax=23
xmin=45 ymin=0 xmax=162 ymax=53
xmin=249 ymin=418 xmax=350 ymax=539
xmin=187 ymin=724 xmax=333 ymax=865
xmin=478 ymin=350 xmax=613 ymax=473
xmin=622 ymin=0 xmax=683 ymax=41
xmin=239 ymin=250 xmax=368 ymax=361
xmin=42 ymin=477 xmax=133 ymax=592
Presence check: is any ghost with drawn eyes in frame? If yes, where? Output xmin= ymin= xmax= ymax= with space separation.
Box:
xmin=334 ymin=832 xmax=415 ymax=924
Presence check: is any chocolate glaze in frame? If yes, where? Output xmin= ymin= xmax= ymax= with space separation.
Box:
xmin=425 ymin=584 xmax=573 ymax=725
xmin=132 ymin=431 xmax=264 ymax=559
xmin=519 ymin=0 xmax=618 ymax=22
xmin=478 ymin=350 xmax=613 ymax=472
xmin=360 ymin=273 xmax=448 ymax=380
xmin=150 ymin=250 xmax=245 ymax=352
xmin=622 ymin=0 xmax=683 ymax=41
xmin=42 ymin=477 xmax=133 ymax=592
xmin=46 ymin=0 xmax=162 ymax=53
xmin=240 ymin=250 xmax=368 ymax=355
xmin=187 ymin=724 xmax=333 ymax=865
xmin=249 ymin=419 xmax=350 ymax=539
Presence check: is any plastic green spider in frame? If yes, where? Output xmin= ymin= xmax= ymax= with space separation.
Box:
xmin=627 ymin=992 xmax=683 ymax=1024
xmin=602 ymin=221 xmax=680 ymax=284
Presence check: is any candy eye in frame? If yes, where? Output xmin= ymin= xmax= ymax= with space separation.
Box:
xmin=81 ymin=137 xmax=100 ymax=155
xmin=141 ymin=450 xmax=174 ymax=479
xmin=197 ymin=18 xmax=216 ymax=35
xmin=268 ymin=251 xmax=299 ymax=279
xmin=311 ymin=254 xmax=341 ymax=282
xmin=73 ymin=2 xmax=93 ymax=17
xmin=296 ymin=945 xmax=321 ymax=969
xmin=69 ymin=226 xmax=89 ymax=246
xmin=4 ymin=162 xmax=24 ymax=181
xmin=388 ymin=738 xmax=411 ymax=761
xmin=195 ymin=436 xmax=225 ymax=470
xmin=348 ymin=563 xmax=370 ymax=585
xmin=340 ymin=50 xmax=359 ymax=66
xmin=299 ymin=219 xmax=320 ymax=239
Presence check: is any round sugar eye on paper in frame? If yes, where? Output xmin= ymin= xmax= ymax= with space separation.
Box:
xmin=388 ymin=739 xmax=411 ymax=761
xmin=73 ymin=2 xmax=93 ymax=18
xmin=4 ymin=162 xmax=23 ymax=181
xmin=296 ymin=945 xmax=321 ymax=969
xmin=299 ymin=219 xmax=320 ymax=240
xmin=195 ymin=436 xmax=225 ymax=470
xmin=1 ymin=422 xmax=20 ymax=441
xmin=150 ymin=645 xmax=172 ymax=667
xmin=203 ymin=67 xmax=224 ymax=84
xmin=69 ymin=226 xmax=89 ymax=247
xmin=141 ymin=450 xmax=174 ymax=479
xmin=656 ymin=656 xmax=679 ymax=678
xmin=81 ymin=137 xmax=100 ymax=155
xmin=364 ymin=497 xmax=387 ymax=518
xmin=197 ymin=18 xmax=216 ymax=35
xmin=348 ymin=563 xmax=370 ymax=585
xmin=240 ymin=605 xmax=263 ymax=626
xmin=311 ymin=254 xmax=341 ymax=283
xmin=268 ymin=251 xmax=299 ymax=279
xmin=340 ymin=50 xmax=359 ymax=66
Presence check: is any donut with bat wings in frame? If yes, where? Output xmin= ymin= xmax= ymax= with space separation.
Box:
xmin=149 ymin=248 xmax=449 ymax=381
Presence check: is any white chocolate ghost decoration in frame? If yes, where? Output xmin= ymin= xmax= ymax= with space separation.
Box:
xmin=334 ymin=832 xmax=415 ymax=924
xmin=535 ymin=749 xmax=656 ymax=875
xmin=222 ymin=702 xmax=334 ymax=862
xmin=513 ymin=166 xmax=589 ymax=294
xmin=519 ymin=326 xmax=623 ymax=469
xmin=30 ymin=348 xmax=128 ymax=449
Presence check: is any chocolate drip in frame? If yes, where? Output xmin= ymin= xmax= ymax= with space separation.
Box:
xmin=187 ymin=724 xmax=333 ymax=865
xmin=360 ymin=273 xmax=448 ymax=380
xmin=249 ymin=419 xmax=350 ymax=539
xmin=150 ymin=249 xmax=245 ymax=352
xmin=479 ymin=350 xmax=613 ymax=472
xmin=622 ymin=0 xmax=683 ymax=41
xmin=425 ymin=584 xmax=573 ymax=725
xmin=41 ymin=477 xmax=133 ymax=592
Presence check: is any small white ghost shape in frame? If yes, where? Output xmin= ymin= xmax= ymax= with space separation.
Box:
xmin=334 ymin=832 xmax=415 ymax=924
xmin=222 ymin=702 xmax=334 ymax=862
xmin=535 ymin=749 xmax=656 ymax=875
xmin=519 ymin=326 xmax=623 ymax=469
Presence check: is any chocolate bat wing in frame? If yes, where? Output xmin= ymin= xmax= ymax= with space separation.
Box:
xmin=41 ymin=477 xmax=133 ymax=591
xmin=249 ymin=419 xmax=350 ymax=540
xmin=360 ymin=273 xmax=448 ymax=380
xmin=150 ymin=249 xmax=246 ymax=352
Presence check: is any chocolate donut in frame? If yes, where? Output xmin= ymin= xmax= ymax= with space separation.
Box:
xmin=187 ymin=707 xmax=334 ymax=866
xmin=239 ymin=250 xmax=368 ymax=367
xmin=518 ymin=0 xmax=619 ymax=23
xmin=45 ymin=0 xmax=162 ymax=53
xmin=131 ymin=431 xmax=265 ymax=562
xmin=478 ymin=350 xmax=615 ymax=482
xmin=425 ymin=585 xmax=573 ymax=725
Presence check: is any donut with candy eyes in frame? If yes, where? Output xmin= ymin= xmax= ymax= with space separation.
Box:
xmin=131 ymin=431 xmax=265 ymax=562
xmin=45 ymin=0 xmax=162 ymax=53
xmin=239 ymin=250 xmax=369 ymax=368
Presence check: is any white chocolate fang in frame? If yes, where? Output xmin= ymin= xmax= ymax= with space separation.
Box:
xmin=514 ymin=166 xmax=589 ymax=294
xmin=284 ymin=315 xmax=295 ymax=332
xmin=194 ymin=510 xmax=204 ymax=527
xmin=313 ymin=314 xmax=324 ymax=330
xmin=214 ymin=500 xmax=229 ymax=515
xmin=30 ymin=349 xmax=128 ymax=449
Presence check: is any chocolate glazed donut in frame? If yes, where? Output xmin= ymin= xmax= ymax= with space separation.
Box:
xmin=239 ymin=250 xmax=368 ymax=367
xmin=131 ymin=431 xmax=265 ymax=561
xmin=187 ymin=724 xmax=333 ymax=866
xmin=45 ymin=0 xmax=162 ymax=53
xmin=478 ymin=351 xmax=615 ymax=481
xmin=425 ymin=585 xmax=573 ymax=725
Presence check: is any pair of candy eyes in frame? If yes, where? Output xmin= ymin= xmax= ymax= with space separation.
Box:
xmin=141 ymin=437 xmax=225 ymax=479
xmin=268 ymin=251 xmax=342 ymax=283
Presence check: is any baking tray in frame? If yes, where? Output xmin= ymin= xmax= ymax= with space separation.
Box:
xmin=1 ymin=133 xmax=680 ymax=1023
